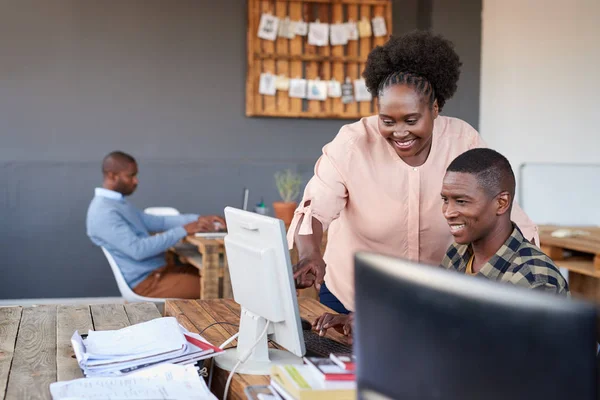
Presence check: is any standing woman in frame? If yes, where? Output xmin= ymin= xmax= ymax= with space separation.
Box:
xmin=288 ymin=30 xmax=538 ymax=314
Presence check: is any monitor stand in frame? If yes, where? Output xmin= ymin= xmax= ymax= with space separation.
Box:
xmin=214 ymin=308 xmax=303 ymax=375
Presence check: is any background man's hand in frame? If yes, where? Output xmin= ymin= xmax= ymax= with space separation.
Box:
xmin=184 ymin=215 xmax=227 ymax=234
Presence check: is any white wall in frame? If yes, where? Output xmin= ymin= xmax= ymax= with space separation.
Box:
xmin=480 ymin=0 xmax=600 ymax=173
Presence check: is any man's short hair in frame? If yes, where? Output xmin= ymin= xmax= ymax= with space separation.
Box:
xmin=446 ymin=148 xmax=516 ymax=200
xmin=102 ymin=151 xmax=136 ymax=176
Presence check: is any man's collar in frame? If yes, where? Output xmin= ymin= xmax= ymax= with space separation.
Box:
xmin=94 ymin=187 xmax=124 ymax=201
xmin=476 ymin=224 xmax=525 ymax=279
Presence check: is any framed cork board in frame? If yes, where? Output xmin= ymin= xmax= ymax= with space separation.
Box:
xmin=246 ymin=0 xmax=392 ymax=119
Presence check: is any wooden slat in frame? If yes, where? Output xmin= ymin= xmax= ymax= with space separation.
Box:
xmin=289 ymin=2 xmax=303 ymax=113
xmin=221 ymin=254 xmax=234 ymax=299
xmin=90 ymin=304 xmax=130 ymax=331
xmin=318 ymin=3 xmax=332 ymax=114
xmin=124 ymin=302 xmax=162 ymax=325
xmin=0 ymin=307 xmax=22 ymax=399
xmin=200 ymin=243 xmax=221 ymax=299
xmin=373 ymin=5 xmax=387 ymax=47
xmin=275 ymin=0 xmax=290 ymax=113
xmin=5 ymin=305 xmax=56 ymax=400
xmin=330 ymin=3 xmax=345 ymax=115
xmin=261 ymin=0 xmax=276 ymax=114
xmin=255 ymin=52 xmax=370 ymax=63
xmin=244 ymin=110 xmax=366 ymax=118
xmin=359 ymin=4 xmax=372 ymax=116
xmin=56 ymin=305 xmax=93 ymax=382
xmin=345 ymin=4 xmax=359 ymax=116
xmin=384 ymin=1 xmax=392 ymax=36
xmin=304 ymin=2 xmax=319 ymax=114
xmin=556 ymin=258 xmax=600 ymax=278
xmin=246 ymin=0 xmax=260 ymax=116
xmin=285 ymin=0 xmax=388 ymax=4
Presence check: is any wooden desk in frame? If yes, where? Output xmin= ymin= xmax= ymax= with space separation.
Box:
xmin=165 ymin=298 xmax=345 ymax=400
xmin=539 ymin=225 xmax=600 ymax=302
xmin=172 ymin=233 xmax=323 ymax=302
xmin=170 ymin=236 xmax=233 ymax=299
xmin=0 ymin=302 xmax=161 ymax=400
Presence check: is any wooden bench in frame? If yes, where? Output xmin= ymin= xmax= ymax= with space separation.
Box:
xmin=539 ymin=225 xmax=600 ymax=302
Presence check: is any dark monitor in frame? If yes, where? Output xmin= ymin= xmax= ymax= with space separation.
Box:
xmin=354 ymin=252 xmax=597 ymax=400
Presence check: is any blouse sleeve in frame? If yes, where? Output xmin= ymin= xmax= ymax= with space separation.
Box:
xmin=286 ymin=141 xmax=349 ymax=249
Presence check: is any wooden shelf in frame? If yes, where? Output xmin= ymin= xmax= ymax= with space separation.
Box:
xmin=246 ymin=0 xmax=392 ymax=119
xmin=555 ymin=257 xmax=600 ymax=278
xmin=255 ymin=53 xmax=368 ymax=63
xmin=280 ymin=0 xmax=390 ymax=4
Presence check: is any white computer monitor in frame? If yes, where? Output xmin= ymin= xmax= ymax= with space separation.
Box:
xmin=214 ymin=207 xmax=306 ymax=375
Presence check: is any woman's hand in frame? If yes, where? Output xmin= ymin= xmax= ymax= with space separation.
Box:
xmin=293 ymin=255 xmax=326 ymax=290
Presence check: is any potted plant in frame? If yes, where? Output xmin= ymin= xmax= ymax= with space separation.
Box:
xmin=273 ymin=169 xmax=303 ymax=227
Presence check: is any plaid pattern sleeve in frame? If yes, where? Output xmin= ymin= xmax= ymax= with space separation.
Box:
xmin=440 ymin=224 xmax=569 ymax=295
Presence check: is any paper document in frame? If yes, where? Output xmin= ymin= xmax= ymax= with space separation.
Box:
xmin=83 ymin=317 xmax=185 ymax=357
xmin=50 ymin=364 xmax=216 ymax=400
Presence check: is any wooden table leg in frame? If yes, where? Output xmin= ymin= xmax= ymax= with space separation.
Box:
xmin=201 ymin=242 xmax=220 ymax=299
xmin=222 ymin=253 xmax=233 ymax=299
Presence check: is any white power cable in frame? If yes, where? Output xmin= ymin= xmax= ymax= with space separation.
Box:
xmin=208 ymin=332 xmax=241 ymax=391
xmin=223 ymin=321 xmax=271 ymax=400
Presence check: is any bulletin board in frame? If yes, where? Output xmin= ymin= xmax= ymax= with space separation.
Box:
xmin=246 ymin=0 xmax=393 ymax=119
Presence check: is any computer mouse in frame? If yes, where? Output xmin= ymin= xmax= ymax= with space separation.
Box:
xmin=300 ymin=318 xmax=313 ymax=331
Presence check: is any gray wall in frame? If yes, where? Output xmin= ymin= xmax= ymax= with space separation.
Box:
xmin=0 ymin=0 xmax=480 ymax=299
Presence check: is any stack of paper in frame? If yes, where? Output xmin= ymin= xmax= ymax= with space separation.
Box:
xmin=50 ymin=363 xmax=217 ymax=400
xmin=71 ymin=317 xmax=222 ymax=377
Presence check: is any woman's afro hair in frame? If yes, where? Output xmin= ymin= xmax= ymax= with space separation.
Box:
xmin=362 ymin=30 xmax=462 ymax=110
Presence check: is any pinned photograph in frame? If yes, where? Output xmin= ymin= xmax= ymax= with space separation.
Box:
xmin=278 ymin=17 xmax=295 ymax=39
xmin=258 ymin=73 xmax=277 ymax=96
xmin=341 ymin=79 xmax=354 ymax=104
xmin=288 ymin=78 xmax=307 ymax=98
xmin=354 ymin=78 xmax=372 ymax=102
xmin=308 ymin=22 xmax=329 ymax=46
xmin=372 ymin=16 xmax=387 ymax=37
xmin=327 ymin=79 xmax=342 ymax=98
xmin=330 ymin=23 xmax=349 ymax=46
xmin=345 ymin=21 xmax=359 ymax=41
xmin=307 ymin=79 xmax=328 ymax=101
xmin=275 ymin=75 xmax=290 ymax=91
xmin=257 ymin=14 xmax=279 ymax=41
xmin=358 ymin=18 xmax=372 ymax=38
xmin=294 ymin=20 xmax=308 ymax=36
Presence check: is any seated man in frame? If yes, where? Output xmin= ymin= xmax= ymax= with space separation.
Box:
xmin=314 ymin=148 xmax=569 ymax=340
xmin=86 ymin=151 xmax=226 ymax=299
xmin=439 ymin=148 xmax=568 ymax=294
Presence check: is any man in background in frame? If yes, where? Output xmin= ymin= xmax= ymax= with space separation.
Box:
xmin=86 ymin=151 xmax=225 ymax=298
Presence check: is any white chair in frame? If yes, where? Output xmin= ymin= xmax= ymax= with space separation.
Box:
xmin=144 ymin=207 xmax=180 ymax=216
xmin=101 ymin=247 xmax=166 ymax=308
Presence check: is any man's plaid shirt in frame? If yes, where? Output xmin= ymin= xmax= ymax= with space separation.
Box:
xmin=441 ymin=224 xmax=569 ymax=295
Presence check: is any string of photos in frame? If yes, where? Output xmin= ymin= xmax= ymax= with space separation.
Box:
xmin=257 ymin=13 xmax=388 ymax=45
xmin=258 ymin=74 xmax=372 ymax=104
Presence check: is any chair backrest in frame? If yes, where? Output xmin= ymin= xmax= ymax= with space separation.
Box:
xmin=101 ymin=247 xmax=165 ymax=304
xmin=144 ymin=207 xmax=180 ymax=216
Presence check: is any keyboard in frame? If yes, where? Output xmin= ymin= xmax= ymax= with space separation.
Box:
xmin=303 ymin=329 xmax=352 ymax=358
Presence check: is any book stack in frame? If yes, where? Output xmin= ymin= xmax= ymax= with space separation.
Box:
xmin=269 ymin=353 xmax=356 ymax=400
xmin=71 ymin=317 xmax=222 ymax=377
